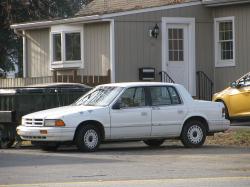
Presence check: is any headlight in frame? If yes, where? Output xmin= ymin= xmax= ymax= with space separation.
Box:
xmin=44 ymin=119 xmax=65 ymax=127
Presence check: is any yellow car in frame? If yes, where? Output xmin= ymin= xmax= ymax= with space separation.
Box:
xmin=213 ymin=72 xmax=250 ymax=120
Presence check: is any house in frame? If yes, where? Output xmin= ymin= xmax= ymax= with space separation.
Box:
xmin=10 ymin=0 xmax=250 ymax=99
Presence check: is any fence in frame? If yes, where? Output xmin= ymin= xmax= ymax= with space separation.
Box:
xmin=0 ymin=77 xmax=54 ymax=88
xmin=0 ymin=70 xmax=111 ymax=88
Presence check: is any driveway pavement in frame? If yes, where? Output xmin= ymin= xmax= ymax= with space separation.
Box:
xmin=0 ymin=141 xmax=250 ymax=187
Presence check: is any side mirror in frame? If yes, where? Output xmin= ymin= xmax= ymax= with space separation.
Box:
xmin=112 ymin=102 xmax=121 ymax=110
xmin=230 ymin=81 xmax=237 ymax=88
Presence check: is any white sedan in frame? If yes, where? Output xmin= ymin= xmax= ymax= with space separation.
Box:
xmin=17 ymin=82 xmax=229 ymax=152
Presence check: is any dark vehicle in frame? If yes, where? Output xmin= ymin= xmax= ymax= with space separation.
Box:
xmin=0 ymin=83 xmax=91 ymax=148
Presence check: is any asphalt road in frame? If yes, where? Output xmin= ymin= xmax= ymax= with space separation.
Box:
xmin=0 ymin=140 xmax=250 ymax=187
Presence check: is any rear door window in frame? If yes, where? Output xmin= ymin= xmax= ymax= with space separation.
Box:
xmin=149 ymin=86 xmax=182 ymax=106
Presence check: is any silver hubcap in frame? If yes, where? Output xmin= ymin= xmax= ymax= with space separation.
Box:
xmin=187 ymin=125 xmax=203 ymax=144
xmin=84 ymin=129 xmax=98 ymax=149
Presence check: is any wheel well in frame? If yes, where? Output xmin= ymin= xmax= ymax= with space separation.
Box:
xmin=182 ymin=116 xmax=209 ymax=134
xmin=73 ymin=120 xmax=105 ymax=142
xmin=215 ymin=99 xmax=230 ymax=115
xmin=215 ymin=99 xmax=225 ymax=104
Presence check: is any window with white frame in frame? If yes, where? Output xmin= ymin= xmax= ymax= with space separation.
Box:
xmin=50 ymin=25 xmax=83 ymax=69
xmin=214 ymin=17 xmax=235 ymax=67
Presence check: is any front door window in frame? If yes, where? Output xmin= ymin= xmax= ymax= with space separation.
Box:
xmin=110 ymin=87 xmax=151 ymax=139
xmin=168 ymin=28 xmax=184 ymax=62
xmin=166 ymin=24 xmax=189 ymax=92
xmin=119 ymin=87 xmax=146 ymax=108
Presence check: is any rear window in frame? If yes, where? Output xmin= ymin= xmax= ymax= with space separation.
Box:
xmin=149 ymin=86 xmax=181 ymax=106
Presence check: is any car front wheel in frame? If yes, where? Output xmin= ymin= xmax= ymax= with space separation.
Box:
xmin=181 ymin=120 xmax=206 ymax=148
xmin=75 ymin=125 xmax=101 ymax=152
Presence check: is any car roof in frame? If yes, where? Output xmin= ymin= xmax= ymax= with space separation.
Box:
xmin=99 ymin=82 xmax=177 ymax=88
xmin=25 ymin=82 xmax=92 ymax=88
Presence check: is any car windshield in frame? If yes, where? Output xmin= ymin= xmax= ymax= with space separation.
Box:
xmin=237 ymin=73 xmax=250 ymax=86
xmin=73 ymin=86 xmax=123 ymax=106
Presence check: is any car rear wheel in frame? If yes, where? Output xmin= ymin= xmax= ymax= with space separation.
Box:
xmin=181 ymin=120 xmax=206 ymax=148
xmin=143 ymin=139 xmax=165 ymax=147
xmin=75 ymin=125 xmax=101 ymax=152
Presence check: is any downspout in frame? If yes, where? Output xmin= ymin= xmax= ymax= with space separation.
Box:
xmin=14 ymin=29 xmax=27 ymax=78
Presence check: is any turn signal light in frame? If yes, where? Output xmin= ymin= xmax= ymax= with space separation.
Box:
xmin=40 ymin=130 xmax=48 ymax=134
xmin=55 ymin=120 xmax=65 ymax=127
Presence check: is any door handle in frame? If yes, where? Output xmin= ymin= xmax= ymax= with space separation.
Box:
xmin=178 ymin=110 xmax=184 ymax=114
xmin=152 ymin=106 xmax=160 ymax=110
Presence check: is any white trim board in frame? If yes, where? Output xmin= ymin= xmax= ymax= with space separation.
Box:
xmin=214 ymin=16 xmax=235 ymax=68
xmin=49 ymin=24 xmax=84 ymax=70
xmin=103 ymin=19 xmax=116 ymax=83
xmin=162 ymin=17 xmax=196 ymax=96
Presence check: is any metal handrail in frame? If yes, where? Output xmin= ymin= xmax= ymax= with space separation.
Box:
xmin=196 ymin=71 xmax=214 ymax=101
xmin=159 ymin=71 xmax=175 ymax=83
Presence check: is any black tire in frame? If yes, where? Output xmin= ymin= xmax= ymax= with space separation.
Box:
xmin=75 ymin=125 xmax=101 ymax=152
xmin=143 ymin=139 xmax=165 ymax=147
xmin=181 ymin=120 xmax=206 ymax=148
xmin=0 ymin=125 xmax=15 ymax=149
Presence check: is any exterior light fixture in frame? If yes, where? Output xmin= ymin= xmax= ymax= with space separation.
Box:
xmin=149 ymin=24 xmax=160 ymax=38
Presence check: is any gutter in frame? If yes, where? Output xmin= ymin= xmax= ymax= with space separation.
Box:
xmin=10 ymin=15 xmax=100 ymax=30
xmin=203 ymin=0 xmax=250 ymax=7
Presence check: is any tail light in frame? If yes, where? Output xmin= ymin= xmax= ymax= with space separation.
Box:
xmin=222 ymin=107 xmax=226 ymax=118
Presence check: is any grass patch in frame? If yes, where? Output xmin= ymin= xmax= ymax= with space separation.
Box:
xmin=234 ymin=129 xmax=250 ymax=145
xmin=206 ymin=128 xmax=250 ymax=147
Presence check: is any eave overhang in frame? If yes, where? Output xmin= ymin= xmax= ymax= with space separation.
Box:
xmin=10 ymin=1 xmax=202 ymax=31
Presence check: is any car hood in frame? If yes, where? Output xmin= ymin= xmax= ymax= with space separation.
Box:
xmin=23 ymin=105 xmax=105 ymax=119
xmin=213 ymin=87 xmax=232 ymax=100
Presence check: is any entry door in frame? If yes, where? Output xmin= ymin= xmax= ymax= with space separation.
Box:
xmin=166 ymin=24 xmax=189 ymax=90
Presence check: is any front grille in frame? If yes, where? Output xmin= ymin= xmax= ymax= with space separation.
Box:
xmin=22 ymin=136 xmax=46 ymax=140
xmin=23 ymin=118 xmax=44 ymax=126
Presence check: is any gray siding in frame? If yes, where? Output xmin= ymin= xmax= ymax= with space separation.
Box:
xmin=23 ymin=2 xmax=250 ymax=93
xmin=213 ymin=4 xmax=250 ymax=91
xmin=113 ymin=4 xmax=214 ymax=83
xmin=78 ymin=22 xmax=110 ymax=76
xmin=26 ymin=23 xmax=110 ymax=78
xmin=26 ymin=29 xmax=51 ymax=77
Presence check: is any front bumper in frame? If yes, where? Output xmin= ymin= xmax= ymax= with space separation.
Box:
xmin=16 ymin=125 xmax=75 ymax=142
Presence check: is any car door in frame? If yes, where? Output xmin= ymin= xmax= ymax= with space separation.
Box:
xmin=150 ymin=86 xmax=187 ymax=137
xmin=110 ymin=87 xmax=152 ymax=139
xmin=229 ymin=75 xmax=250 ymax=117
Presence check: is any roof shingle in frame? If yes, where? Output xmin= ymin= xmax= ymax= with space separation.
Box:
xmin=76 ymin=0 xmax=198 ymax=16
